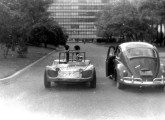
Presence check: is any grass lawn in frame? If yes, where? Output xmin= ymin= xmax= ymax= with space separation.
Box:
xmin=0 ymin=45 xmax=55 ymax=79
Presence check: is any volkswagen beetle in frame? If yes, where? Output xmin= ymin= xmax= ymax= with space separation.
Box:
xmin=106 ymin=42 xmax=165 ymax=89
xmin=44 ymin=50 xmax=96 ymax=88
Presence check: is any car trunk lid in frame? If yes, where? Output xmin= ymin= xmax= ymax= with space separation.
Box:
xmin=129 ymin=58 xmax=158 ymax=81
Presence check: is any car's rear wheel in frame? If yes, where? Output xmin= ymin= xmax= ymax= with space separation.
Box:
xmin=159 ymin=85 xmax=165 ymax=91
xmin=90 ymin=69 xmax=96 ymax=88
xmin=116 ymin=82 xmax=124 ymax=89
xmin=44 ymin=71 xmax=51 ymax=88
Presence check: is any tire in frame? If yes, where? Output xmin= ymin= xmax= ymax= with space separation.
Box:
xmin=115 ymin=71 xmax=125 ymax=89
xmin=90 ymin=69 xmax=96 ymax=88
xmin=116 ymin=81 xmax=124 ymax=89
xmin=44 ymin=71 xmax=51 ymax=88
xmin=159 ymin=85 xmax=165 ymax=91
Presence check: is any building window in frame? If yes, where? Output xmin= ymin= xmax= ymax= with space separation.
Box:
xmin=71 ymin=25 xmax=79 ymax=29
xmin=49 ymin=0 xmax=106 ymax=39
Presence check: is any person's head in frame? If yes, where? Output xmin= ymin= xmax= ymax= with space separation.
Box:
xmin=76 ymin=55 xmax=83 ymax=62
xmin=65 ymin=45 xmax=70 ymax=50
xmin=74 ymin=45 xmax=80 ymax=51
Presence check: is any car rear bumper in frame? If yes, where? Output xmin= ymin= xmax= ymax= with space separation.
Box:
xmin=120 ymin=76 xmax=165 ymax=86
xmin=47 ymin=76 xmax=93 ymax=83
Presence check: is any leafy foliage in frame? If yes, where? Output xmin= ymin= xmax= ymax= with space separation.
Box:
xmin=0 ymin=0 xmax=67 ymax=58
xmin=29 ymin=23 xmax=68 ymax=47
xmin=96 ymin=0 xmax=165 ymax=43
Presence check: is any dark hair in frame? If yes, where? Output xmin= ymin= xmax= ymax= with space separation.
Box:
xmin=74 ymin=45 xmax=80 ymax=50
xmin=65 ymin=45 xmax=70 ymax=50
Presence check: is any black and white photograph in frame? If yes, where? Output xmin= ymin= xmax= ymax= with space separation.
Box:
xmin=1 ymin=0 xmax=165 ymax=120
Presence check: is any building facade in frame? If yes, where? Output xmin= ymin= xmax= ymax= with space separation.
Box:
xmin=48 ymin=0 xmax=109 ymax=41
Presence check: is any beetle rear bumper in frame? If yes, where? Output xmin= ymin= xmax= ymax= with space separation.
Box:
xmin=120 ymin=76 xmax=165 ymax=86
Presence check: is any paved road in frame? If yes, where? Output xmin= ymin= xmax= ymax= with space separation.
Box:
xmin=0 ymin=43 xmax=165 ymax=120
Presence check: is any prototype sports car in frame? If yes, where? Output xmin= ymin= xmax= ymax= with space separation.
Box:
xmin=44 ymin=50 xmax=96 ymax=88
xmin=106 ymin=42 xmax=165 ymax=89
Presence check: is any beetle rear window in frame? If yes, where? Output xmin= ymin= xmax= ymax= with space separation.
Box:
xmin=126 ymin=48 xmax=156 ymax=58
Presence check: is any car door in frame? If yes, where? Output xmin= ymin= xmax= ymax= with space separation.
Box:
xmin=106 ymin=46 xmax=116 ymax=77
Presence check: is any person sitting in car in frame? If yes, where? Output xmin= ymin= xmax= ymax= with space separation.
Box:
xmin=74 ymin=45 xmax=83 ymax=62
xmin=74 ymin=45 xmax=80 ymax=56
xmin=64 ymin=45 xmax=70 ymax=62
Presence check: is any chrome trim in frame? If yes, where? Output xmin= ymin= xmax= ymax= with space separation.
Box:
xmin=121 ymin=75 xmax=165 ymax=85
xmin=47 ymin=75 xmax=93 ymax=82
xmin=153 ymin=75 xmax=165 ymax=83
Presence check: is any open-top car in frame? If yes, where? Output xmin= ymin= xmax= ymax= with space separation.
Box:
xmin=106 ymin=42 xmax=165 ymax=90
xmin=44 ymin=50 xmax=96 ymax=88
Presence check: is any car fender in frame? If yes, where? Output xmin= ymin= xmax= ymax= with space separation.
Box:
xmin=45 ymin=66 xmax=54 ymax=71
xmin=88 ymin=64 xmax=95 ymax=74
xmin=157 ymin=62 xmax=165 ymax=77
xmin=116 ymin=62 xmax=131 ymax=80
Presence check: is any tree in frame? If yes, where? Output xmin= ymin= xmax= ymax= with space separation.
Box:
xmin=29 ymin=22 xmax=68 ymax=48
xmin=139 ymin=0 xmax=161 ymax=44
xmin=96 ymin=0 xmax=157 ymax=43
xmin=18 ymin=0 xmax=67 ymax=48
xmin=139 ymin=0 xmax=165 ymax=45
xmin=0 ymin=0 xmax=21 ymax=58
xmin=15 ymin=0 xmax=54 ymax=45
xmin=0 ymin=0 xmax=64 ymax=57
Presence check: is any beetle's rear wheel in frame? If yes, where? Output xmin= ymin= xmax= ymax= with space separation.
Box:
xmin=159 ymin=85 xmax=165 ymax=91
xmin=44 ymin=71 xmax=51 ymax=88
xmin=116 ymin=82 xmax=124 ymax=89
xmin=90 ymin=69 xmax=96 ymax=88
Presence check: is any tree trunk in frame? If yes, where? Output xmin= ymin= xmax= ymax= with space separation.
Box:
xmin=156 ymin=23 xmax=160 ymax=45
xmin=151 ymin=18 xmax=154 ymax=43
xmin=160 ymin=22 xmax=164 ymax=46
xmin=44 ymin=43 xmax=47 ymax=48
xmin=3 ymin=46 xmax=9 ymax=59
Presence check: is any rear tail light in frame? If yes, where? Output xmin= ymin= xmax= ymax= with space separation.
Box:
xmin=123 ymin=70 xmax=128 ymax=77
xmin=79 ymin=69 xmax=83 ymax=73
xmin=48 ymin=70 xmax=58 ymax=77
xmin=56 ymin=68 xmax=60 ymax=71
xmin=82 ymin=70 xmax=92 ymax=78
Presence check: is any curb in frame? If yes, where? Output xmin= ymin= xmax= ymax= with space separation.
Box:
xmin=0 ymin=50 xmax=55 ymax=81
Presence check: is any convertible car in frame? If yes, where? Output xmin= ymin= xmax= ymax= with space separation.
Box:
xmin=106 ymin=42 xmax=165 ymax=89
xmin=44 ymin=50 xmax=96 ymax=88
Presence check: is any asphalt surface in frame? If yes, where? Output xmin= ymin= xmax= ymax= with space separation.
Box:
xmin=0 ymin=43 xmax=165 ymax=120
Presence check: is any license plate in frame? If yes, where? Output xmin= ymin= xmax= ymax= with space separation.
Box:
xmin=140 ymin=71 xmax=153 ymax=76
xmin=58 ymin=71 xmax=81 ymax=78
